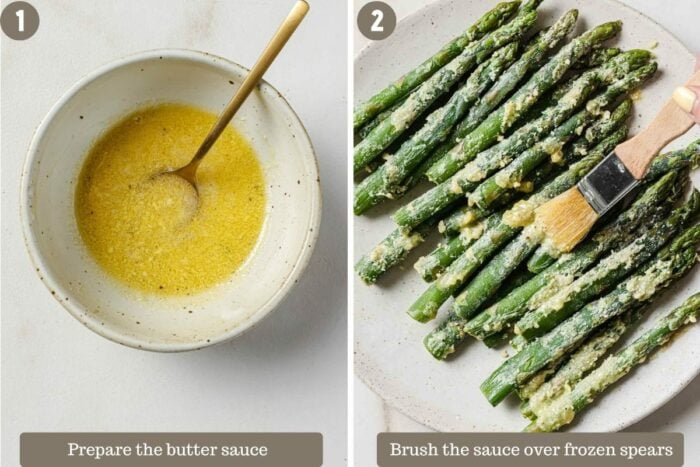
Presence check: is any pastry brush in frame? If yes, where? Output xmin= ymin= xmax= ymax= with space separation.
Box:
xmin=534 ymin=69 xmax=700 ymax=253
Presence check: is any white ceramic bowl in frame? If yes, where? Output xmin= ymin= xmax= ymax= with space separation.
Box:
xmin=21 ymin=49 xmax=321 ymax=352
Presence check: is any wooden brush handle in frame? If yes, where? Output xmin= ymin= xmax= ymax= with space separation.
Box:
xmin=615 ymin=69 xmax=700 ymax=179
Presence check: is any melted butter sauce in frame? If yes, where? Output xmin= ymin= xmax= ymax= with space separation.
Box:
xmin=75 ymin=104 xmax=266 ymax=295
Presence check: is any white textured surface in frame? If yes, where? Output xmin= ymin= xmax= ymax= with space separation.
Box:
xmin=1 ymin=0 xmax=347 ymax=465
xmin=354 ymin=0 xmax=700 ymax=464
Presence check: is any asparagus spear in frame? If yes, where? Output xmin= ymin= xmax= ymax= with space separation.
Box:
xmin=353 ymin=1 xmax=522 ymax=128
xmin=417 ymin=163 xmax=555 ymax=282
xmin=423 ymin=121 xmax=603 ymax=282
xmin=514 ymin=69 xmax=585 ymax=124
xmin=531 ymin=44 xmax=623 ymax=115
xmin=486 ymin=266 xmax=535 ymax=307
xmin=517 ymin=196 xmax=679 ymax=400
xmin=514 ymin=190 xmax=700 ymax=341
xmin=573 ymin=47 xmax=621 ymax=69
xmin=357 ymin=96 xmax=408 ymax=141
xmin=438 ymin=189 xmax=519 ymax=236
xmin=355 ymin=210 xmax=446 ymax=284
xmin=525 ymin=102 xmax=634 ymax=272
xmin=515 ymin=191 xmax=700 ymax=341
xmin=519 ymin=0 xmax=544 ymax=11
xmin=451 ymin=126 xmax=630 ymax=320
xmin=393 ymin=146 xmax=449 ymax=196
xmin=409 ymin=210 xmax=514 ymax=323
xmin=361 ymin=171 xmax=547 ymax=287
xmin=484 ymin=332 xmax=510 ymax=348
xmin=409 ymin=145 xmax=609 ymax=324
xmin=373 ymin=41 xmax=521 ymax=186
xmin=358 ymin=145 xmax=632 ymax=283
xmin=354 ymin=11 xmax=592 ymax=213
xmin=528 ymin=138 xmax=699 ymax=275
xmin=469 ymin=98 xmax=633 ymax=209
xmin=527 ymin=47 xmax=622 ymax=120
xmin=482 ymin=271 xmax=536 ymax=350
xmin=419 ymin=11 xmax=581 ymax=184
xmin=516 ymin=355 xmax=567 ymax=403
xmin=642 ymin=139 xmax=700 ymax=175
xmin=481 ymin=225 xmax=700 ymax=406
xmin=359 ymin=85 xmax=466 ymax=175
xmin=353 ymin=11 xmax=537 ymax=172
xmin=354 ymin=11 xmax=577 ymax=215
xmin=520 ymin=305 xmax=643 ymax=418
xmin=439 ymin=163 xmax=555 ymax=236
xmin=464 ymin=168 xmax=687 ymax=342
xmin=429 ymin=166 xmax=684 ymax=356
xmin=357 ymin=145 xmax=581 ymax=282
xmin=525 ymin=292 xmax=700 ymax=432
xmin=394 ymin=55 xmax=655 ymax=229
xmin=425 ymin=21 xmax=624 ymax=183
xmin=415 ymin=215 xmax=501 ymax=283
xmin=355 ymin=224 xmax=433 ymax=285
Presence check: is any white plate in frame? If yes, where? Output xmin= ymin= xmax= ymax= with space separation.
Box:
xmin=354 ymin=0 xmax=699 ymax=432
xmin=22 ymin=49 xmax=321 ymax=352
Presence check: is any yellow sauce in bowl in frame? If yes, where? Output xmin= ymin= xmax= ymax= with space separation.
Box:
xmin=75 ymin=104 xmax=266 ymax=295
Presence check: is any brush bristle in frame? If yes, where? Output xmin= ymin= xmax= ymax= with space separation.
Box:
xmin=534 ymin=187 xmax=599 ymax=253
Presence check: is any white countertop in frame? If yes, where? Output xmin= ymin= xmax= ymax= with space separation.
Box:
xmin=353 ymin=0 xmax=700 ymax=465
xmin=0 ymin=1 xmax=347 ymax=465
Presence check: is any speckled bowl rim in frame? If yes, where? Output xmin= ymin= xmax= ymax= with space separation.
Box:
xmin=354 ymin=0 xmax=697 ymax=432
xmin=20 ymin=48 xmax=322 ymax=353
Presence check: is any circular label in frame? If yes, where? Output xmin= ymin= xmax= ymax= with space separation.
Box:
xmin=357 ymin=1 xmax=396 ymax=41
xmin=1 ymin=1 xmax=39 ymax=40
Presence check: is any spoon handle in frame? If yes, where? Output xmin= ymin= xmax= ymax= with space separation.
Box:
xmin=192 ymin=0 xmax=309 ymax=164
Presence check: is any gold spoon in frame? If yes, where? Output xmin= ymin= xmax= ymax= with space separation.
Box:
xmin=164 ymin=0 xmax=309 ymax=191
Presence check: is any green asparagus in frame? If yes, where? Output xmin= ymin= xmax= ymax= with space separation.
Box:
xmin=439 ymin=163 xmax=555 ymax=236
xmin=359 ymin=87 xmax=466 ymax=176
xmin=425 ymin=21 xmax=624 ymax=183
xmin=353 ymin=1 xmax=521 ymax=128
xmin=469 ymin=98 xmax=633 ymax=209
xmin=355 ymin=210 xmax=448 ymax=284
xmin=417 ymin=164 xmax=555 ymax=281
xmin=421 ymin=11 xmax=581 ymax=183
xmin=429 ymin=163 xmax=686 ymax=357
xmin=373 ymin=41 xmax=521 ymax=186
xmin=464 ymin=167 xmax=688 ymax=342
xmin=357 ymin=96 xmax=408 ymax=141
xmin=353 ymin=11 xmax=536 ymax=172
xmin=515 ymin=190 xmax=700 ymax=341
xmin=355 ymin=224 xmax=433 ymax=284
xmin=527 ymin=47 xmax=623 ymax=120
xmin=410 ymin=146 xmax=608 ymax=324
xmin=484 ymin=332 xmax=510 ymax=348
xmin=525 ymin=292 xmax=700 ymax=432
xmin=394 ymin=55 xmax=654 ymax=229
xmin=521 ymin=304 xmax=644 ymax=418
xmin=356 ymin=11 xmax=590 ymax=210
xmin=481 ymin=224 xmax=700 ymax=406
xmin=516 ymin=355 xmax=566 ymax=403
xmin=642 ymin=139 xmax=700 ymax=176
xmin=573 ymin=47 xmax=621 ymax=69
xmin=451 ymin=126 xmax=629 ymax=320
xmin=415 ymin=215 xmax=501 ymax=283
